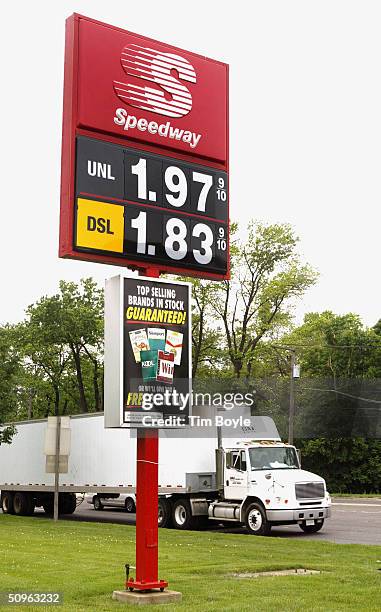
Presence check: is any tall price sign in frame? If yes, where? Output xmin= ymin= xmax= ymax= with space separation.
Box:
xmin=60 ymin=14 xmax=229 ymax=279
xmin=59 ymin=13 xmax=229 ymax=597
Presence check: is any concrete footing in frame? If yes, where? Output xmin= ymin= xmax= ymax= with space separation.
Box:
xmin=112 ymin=590 xmax=182 ymax=605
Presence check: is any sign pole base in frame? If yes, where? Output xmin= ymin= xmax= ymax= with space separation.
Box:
xmin=125 ymin=581 xmax=168 ymax=592
xmin=113 ymin=589 xmax=182 ymax=605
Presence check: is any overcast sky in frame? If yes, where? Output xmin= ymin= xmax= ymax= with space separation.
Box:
xmin=1 ymin=1 xmax=380 ymax=327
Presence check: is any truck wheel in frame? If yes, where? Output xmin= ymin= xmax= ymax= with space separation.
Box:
xmin=244 ymin=503 xmax=271 ymax=536
xmin=172 ymin=498 xmax=199 ymax=530
xmin=93 ymin=496 xmax=104 ymax=511
xmin=13 ymin=492 xmax=31 ymax=516
xmin=60 ymin=494 xmax=76 ymax=515
xmin=299 ymin=519 xmax=324 ymax=533
xmin=1 ymin=491 xmax=15 ymax=514
xmin=125 ymin=497 xmax=136 ymax=513
xmin=158 ymin=498 xmax=172 ymax=528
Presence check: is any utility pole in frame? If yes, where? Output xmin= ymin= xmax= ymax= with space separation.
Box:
xmin=288 ymin=350 xmax=296 ymax=444
xmin=272 ymin=345 xmax=300 ymax=444
xmin=28 ymin=390 xmax=33 ymax=420
xmin=53 ymin=417 xmax=61 ymax=522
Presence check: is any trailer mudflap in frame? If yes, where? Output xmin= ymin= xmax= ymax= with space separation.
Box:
xmin=189 ymin=498 xmax=209 ymax=516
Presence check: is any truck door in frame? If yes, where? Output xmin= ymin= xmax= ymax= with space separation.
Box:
xmin=224 ymin=449 xmax=248 ymax=500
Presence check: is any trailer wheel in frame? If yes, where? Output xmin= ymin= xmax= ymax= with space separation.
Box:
xmin=125 ymin=497 xmax=136 ymax=513
xmin=13 ymin=492 xmax=33 ymax=516
xmin=93 ymin=496 xmax=104 ymax=511
xmin=158 ymin=498 xmax=172 ymax=528
xmin=172 ymin=498 xmax=200 ymax=530
xmin=1 ymin=491 xmax=15 ymax=515
xmin=299 ymin=519 xmax=324 ymax=533
xmin=244 ymin=502 xmax=271 ymax=536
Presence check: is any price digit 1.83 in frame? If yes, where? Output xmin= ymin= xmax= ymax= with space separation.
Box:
xmin=129 ymin=211 xmax=214 ymax=265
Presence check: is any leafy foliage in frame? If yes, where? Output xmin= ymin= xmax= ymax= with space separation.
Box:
xmin=254 ymin=312 xmax=381 ymax=492
xmin=0 ymin=279 xmax=103 ymax=425
xmin=184 ymin=221 xmax=317 ymax=378
xmin=299 ymin=438 xmax=381 ymax=493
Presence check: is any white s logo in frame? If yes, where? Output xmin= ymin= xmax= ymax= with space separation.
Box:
xmin=113 ymin=44 xmax=197 ymax=118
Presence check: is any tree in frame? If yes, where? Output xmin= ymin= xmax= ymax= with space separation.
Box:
xmin=182 ymin=278 xmax=223 ymax=378
xmin=0 ymin=325 xmax=18 ymax=444
xmin=371 ymin=319 xmax=381 ymax=377
xmin=211 ymin=221 xmax=317 ymax=378
xmin=268 ymin=312 xmax=381 ymax=490
xmin=8 ymin=278 xmax=104 ymax=420
xmin=285 ymin=311 xmax=379 ymax=379
xmin=22 ymin=279 xmax=104 ymax=415
xmin=299 ymin=437 xmax=381 ymax=493
xmin=273 ymin=311 xmax=381 ymax=438
xmin=57 ymin=279 xmax=104 ymax=413
xmin=16 ymin=313 xmax=71 ymax=417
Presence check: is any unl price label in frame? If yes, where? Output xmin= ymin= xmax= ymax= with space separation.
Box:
xmin=74 ymin=136 xmax=228 ymax=275
xmin=123 ymin=152 xmax=227 ymax=220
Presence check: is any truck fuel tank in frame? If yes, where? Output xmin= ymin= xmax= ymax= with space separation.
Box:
xmin=208 ymin=501 xmax=241 ymax=521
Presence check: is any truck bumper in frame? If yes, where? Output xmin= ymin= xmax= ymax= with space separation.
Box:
xmin=266 ymin=506 xmax=331 ymax=522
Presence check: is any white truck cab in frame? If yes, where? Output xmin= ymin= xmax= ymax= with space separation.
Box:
xmin=206 ymin=439 xmax=331 ymax=535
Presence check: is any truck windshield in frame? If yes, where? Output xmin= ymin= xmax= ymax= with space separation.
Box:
xmin=249 ymin=447 xmax=299 ymax=470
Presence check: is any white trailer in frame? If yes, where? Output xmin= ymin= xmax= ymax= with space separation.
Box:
xmin=0 ymin=411 xmax=331 ymax=535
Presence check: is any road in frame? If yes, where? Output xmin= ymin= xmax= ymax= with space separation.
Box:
xmin=32 ymin=497 xmax=381 ymax=545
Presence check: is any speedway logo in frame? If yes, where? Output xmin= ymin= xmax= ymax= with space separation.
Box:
xmin=113 ymin=43 xmax=196 ymax=118
xmin=113 ymin=43 xmax=201 ymax=149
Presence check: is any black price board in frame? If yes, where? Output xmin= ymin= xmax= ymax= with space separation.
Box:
xmin=74 ymin=136 xmax=228 ymax=276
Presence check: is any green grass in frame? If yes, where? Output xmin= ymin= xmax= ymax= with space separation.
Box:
xmin=0 ymin=516 xmax=380 ymax=611
xmin=332 ymin=493 xmax=381 ymax=498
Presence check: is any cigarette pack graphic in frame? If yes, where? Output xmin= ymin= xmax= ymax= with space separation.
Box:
xmin=147 ymin=328 xmax=166 ymax=352
xmin=156 ymin=350 xmax=175 ymax=384
xmin=165 ymin=330 xmax=183 ymax=366
xmin=140 ymin=350 xmax=158 ymax=382
xmin=129 ymin=329 xmax=149 ymax=363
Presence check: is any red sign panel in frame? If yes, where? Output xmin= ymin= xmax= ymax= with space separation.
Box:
xmin=77 ymin=19 xmax=228 ymax=163
xmin=59 ymin=14 xmax=229 ymax=279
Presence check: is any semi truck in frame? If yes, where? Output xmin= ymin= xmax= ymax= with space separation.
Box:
xmin=0 ymin=410 xmax=331 ymax=535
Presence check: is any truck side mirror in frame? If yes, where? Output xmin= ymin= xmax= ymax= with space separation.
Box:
xmin=296 ymin=449 xmax=301 ymax=467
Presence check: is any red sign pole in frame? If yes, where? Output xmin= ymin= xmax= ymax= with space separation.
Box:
xmin=127 ymin=268 xmax=168 ymax=592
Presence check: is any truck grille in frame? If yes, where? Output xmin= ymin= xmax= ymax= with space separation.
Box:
xmin=295 ymin=482 xmax=325 ymax=499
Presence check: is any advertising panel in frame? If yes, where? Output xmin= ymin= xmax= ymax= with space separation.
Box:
xmin=104 ymin=275 xmax=191 ymax=428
